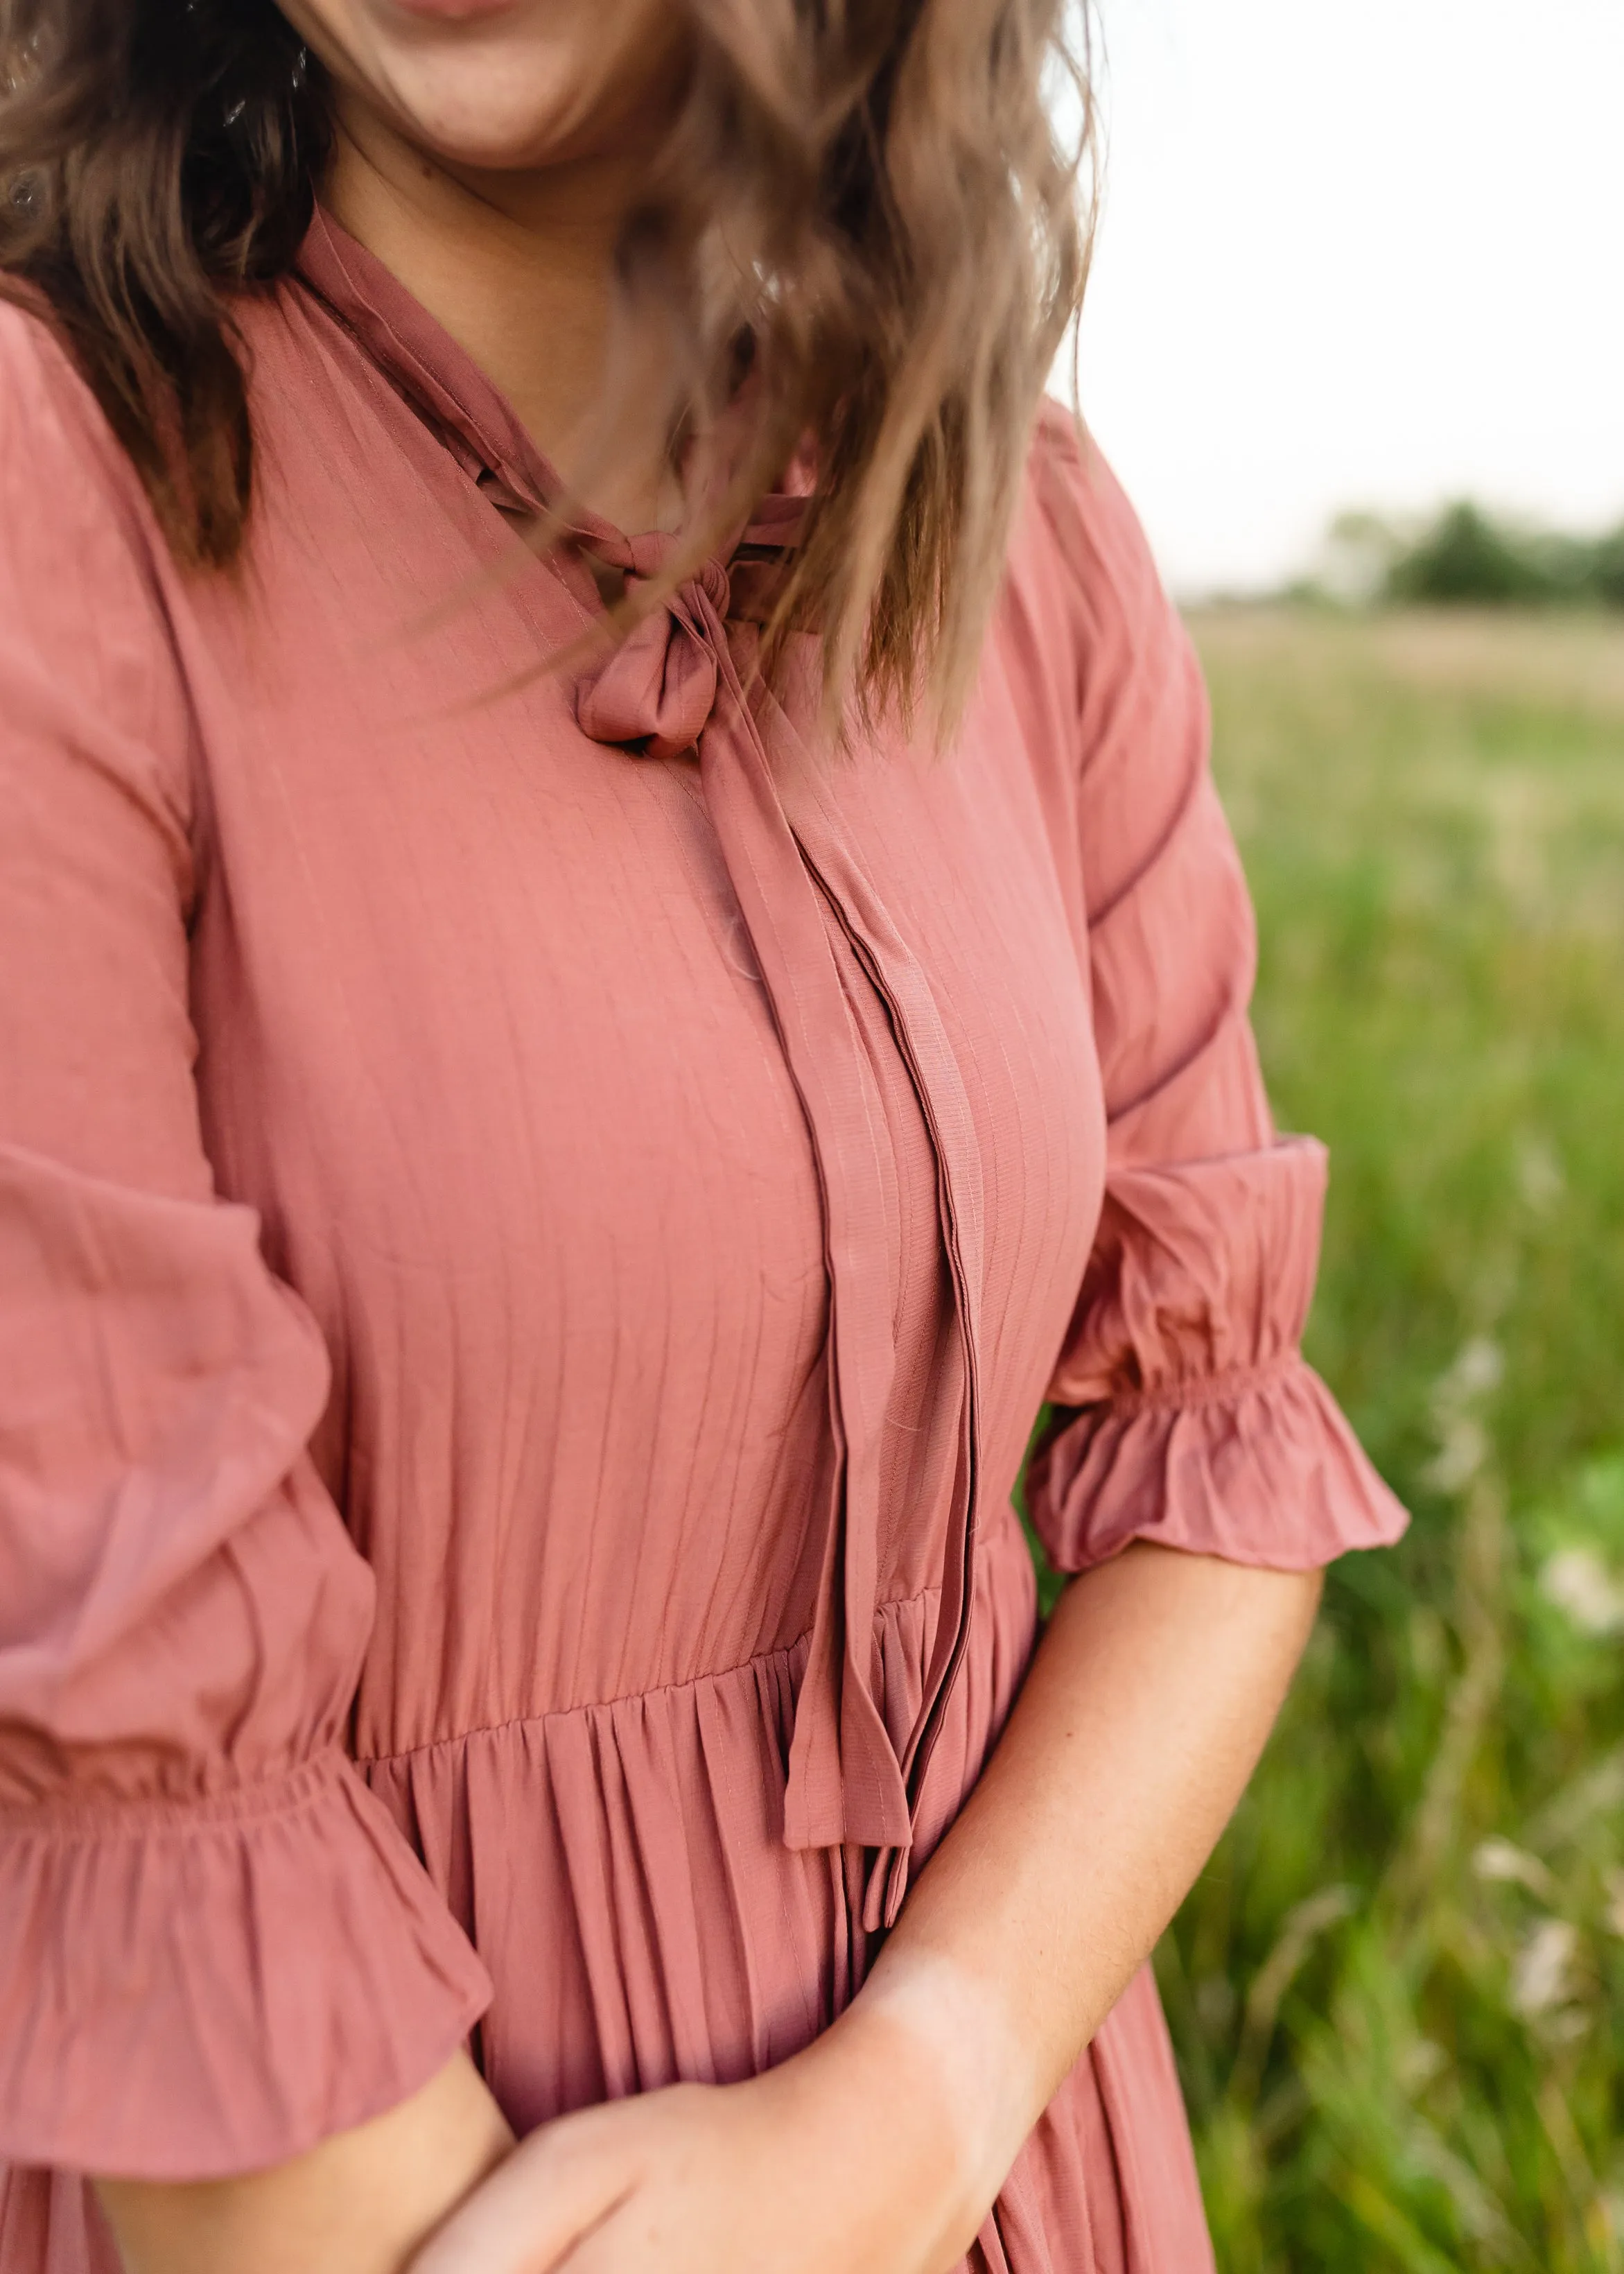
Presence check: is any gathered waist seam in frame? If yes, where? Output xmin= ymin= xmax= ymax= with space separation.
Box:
xmin=356 ymin=1518 xmax=1028 ymax=1772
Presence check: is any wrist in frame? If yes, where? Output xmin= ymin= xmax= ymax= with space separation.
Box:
xmin=810 ymin=1953 xmax=1038 ymax=2254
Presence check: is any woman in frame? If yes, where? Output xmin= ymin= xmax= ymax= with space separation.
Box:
xmin=0 ymin=1 xmax=1407 ymax=2269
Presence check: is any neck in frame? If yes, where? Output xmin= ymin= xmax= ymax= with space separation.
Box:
xmin=324 ymin=101 xmax=682 ymax=532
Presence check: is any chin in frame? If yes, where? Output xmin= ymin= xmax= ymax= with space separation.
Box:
xmin=381 ymin=59 xmax=593 ymax=169
xmin=317 ymin=0 xmax=671 ymax=172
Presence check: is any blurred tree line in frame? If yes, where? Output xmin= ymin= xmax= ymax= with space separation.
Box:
xmin=1310 ymin=502 xmax=1624 ymax=610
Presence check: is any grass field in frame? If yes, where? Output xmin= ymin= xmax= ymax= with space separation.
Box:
xmin=1146 ymin=607 xmax=1624 ymax=2268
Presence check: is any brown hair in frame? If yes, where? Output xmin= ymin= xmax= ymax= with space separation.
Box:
xmin=0 ymin=0 xmax=1092 ymax=725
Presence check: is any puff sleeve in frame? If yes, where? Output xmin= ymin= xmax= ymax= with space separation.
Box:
xmin=0 ymin=310 xmax=490 ymax=2179
xmin=1024 ymin=411 xmax=1408 ymax=1574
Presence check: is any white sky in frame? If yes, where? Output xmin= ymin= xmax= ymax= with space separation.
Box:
xmin=1067 ymin=0 xmax=1624 ymax=595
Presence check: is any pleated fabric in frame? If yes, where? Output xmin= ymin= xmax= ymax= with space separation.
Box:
xmin=0 ymin=205 xmax=1406 ymax=2272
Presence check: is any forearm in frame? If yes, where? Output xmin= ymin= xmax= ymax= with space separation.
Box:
xmin=840 ymin=1544 xmax=1322 ymax=2204
xmin=97 ymin=1550 xmax=1317 ymax=2274
xmin=97 ymin=2050 xmax=514 ymax=2274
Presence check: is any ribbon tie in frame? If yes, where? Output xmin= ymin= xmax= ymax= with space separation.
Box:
xmin=572 ymin=528 xmax=983 ymax=1929
xmin=574 ymin=539 xmax=733 ymax=762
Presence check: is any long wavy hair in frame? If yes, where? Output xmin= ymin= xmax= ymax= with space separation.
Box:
xmin=0 ymin=0 xmax=1094 ymax=726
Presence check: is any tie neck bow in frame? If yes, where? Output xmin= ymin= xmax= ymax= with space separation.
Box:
xmin=573 ymin=537 xmax=737 ymax=764
xmin=564 ymin=510 xmax=985 ymax=1934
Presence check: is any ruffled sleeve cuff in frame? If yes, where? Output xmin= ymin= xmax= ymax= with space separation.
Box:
xmin=0 ymin=1748 xmax=492 ymax=2180
xmin=1027 ymin=1138 xmax=1409 ymax=1574
xmin=1027 ymin=1348 xmax=1409 ymax=1573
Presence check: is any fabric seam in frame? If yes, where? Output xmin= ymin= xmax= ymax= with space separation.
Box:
xmin=1081 ymin=1346 xmax=1304 ymax=1420
xmin=356 ymin=1562 xmax=980 ymax=1770
xmin=0 ymin=1744 xmax=349 ymax=1840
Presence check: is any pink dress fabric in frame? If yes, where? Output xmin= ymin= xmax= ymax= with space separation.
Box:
xmin=0 ymin=209 xmax=1408 ymax=2273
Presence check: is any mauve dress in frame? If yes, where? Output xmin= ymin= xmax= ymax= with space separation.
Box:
xmin=0 ymin=209 xmax=1407 ymax=2273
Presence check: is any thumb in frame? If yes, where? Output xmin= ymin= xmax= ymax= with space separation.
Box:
xmin=410 ymin=2116 xmax=636 ymax=2274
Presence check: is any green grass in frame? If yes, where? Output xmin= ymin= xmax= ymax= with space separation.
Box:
xmin=1149 ymin=607 xmax=1624 ymax=2268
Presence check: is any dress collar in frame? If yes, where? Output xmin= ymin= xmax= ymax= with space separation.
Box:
xmin=291 ymin=203 xmax=805 ymax=565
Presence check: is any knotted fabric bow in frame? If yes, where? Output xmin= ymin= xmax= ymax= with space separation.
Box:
xmin=572 ymin=528 xmax=984 ymax=1931
xmin=573 ymin=539 xmax=733 ymax=763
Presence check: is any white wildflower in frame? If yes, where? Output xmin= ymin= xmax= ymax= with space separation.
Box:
xmin=1422 ymin=1416 xmax=1489 ymax=1494
xmin=1472 ymin=1837 xmax=1557 ymax=1897
xmin=1448 ymin=1337 xmax=1505 ymax=1403
xmin=1509 ymin=1918 xmax=1578 ymax=2017
xmin=1540 ymin=1545 xmax=1624 ymax=1636
xmin=1516 ymin=1136 xmax=1564 ymax=1215
xmin=1422 ymin=1338 xmax=1503 ymax=1493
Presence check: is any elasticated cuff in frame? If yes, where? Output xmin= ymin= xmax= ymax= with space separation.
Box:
xmin=1028 ymin=1352 xmax=1409 ymax=1574
xmin=0 ymin=1748 xmax=491 ymax=2179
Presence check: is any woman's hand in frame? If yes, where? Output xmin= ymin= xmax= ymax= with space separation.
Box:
xmin=410 ymin=1961 xmax=1024 ymax=2274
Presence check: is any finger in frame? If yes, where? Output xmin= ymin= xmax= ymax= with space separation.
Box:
xmin=550 ymin=2190 xmax=691 ymax=2274
xmin=409 ymin=2121 xmax=638 ymax=2274
xmin=549 ymin=2212 xmax=637 ymax=2274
